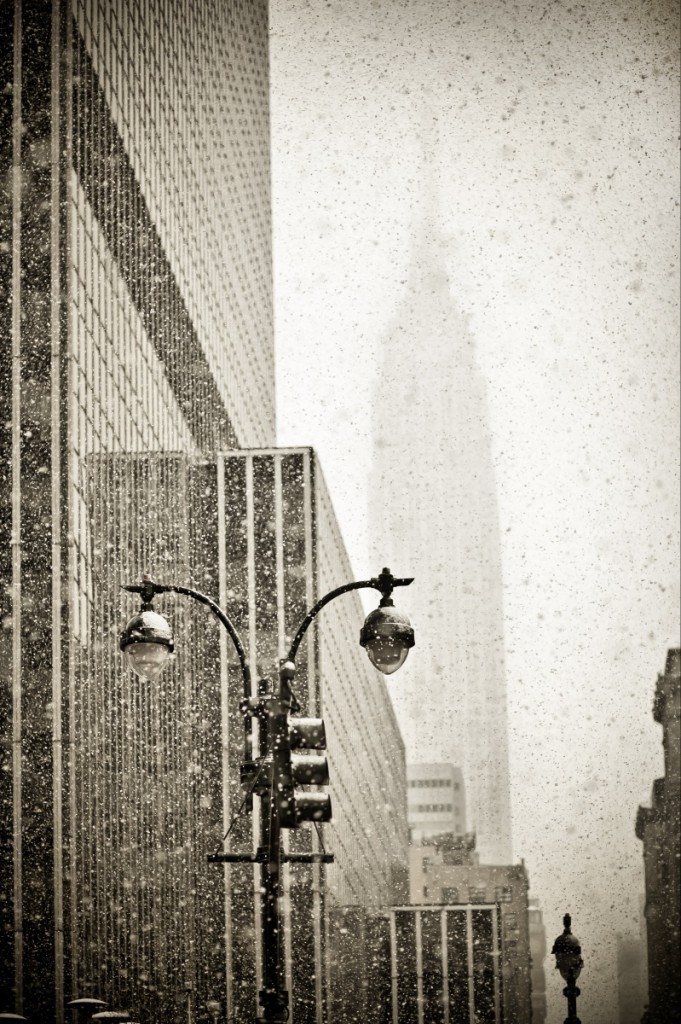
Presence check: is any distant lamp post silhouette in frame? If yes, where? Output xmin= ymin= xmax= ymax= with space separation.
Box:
xmin=551 ymin=913 xmax=584 ymax=1023
xmin=120 ymin=567 xmax=414 ymax=1024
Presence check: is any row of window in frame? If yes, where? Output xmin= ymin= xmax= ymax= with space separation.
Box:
xmin=423 ymin=886 xmax=515 ymax=904
xmin=408 ymin=778 xmax=460 ymax=790
xmin=412 ymin=803 xmax=458 ymax=814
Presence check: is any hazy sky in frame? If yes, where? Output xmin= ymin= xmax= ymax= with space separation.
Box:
xmin=268 ymin=0 xmax=680 ymax=1019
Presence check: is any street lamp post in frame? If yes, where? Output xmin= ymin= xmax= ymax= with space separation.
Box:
xmin=551 ymin=913 xmax=584 ymax=1024
xmin=120 ymin=567 xmax=414 ymax=1024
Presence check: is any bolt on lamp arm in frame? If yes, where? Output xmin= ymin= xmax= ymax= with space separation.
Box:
xmin=122 ymin=578 xmax=252 ymax=702
xmin=285 ymin=567 xmax=414 ymax=665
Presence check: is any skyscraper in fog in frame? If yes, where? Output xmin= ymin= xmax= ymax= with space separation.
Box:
xmin=369 ymin=198 xmax=513 ymax=864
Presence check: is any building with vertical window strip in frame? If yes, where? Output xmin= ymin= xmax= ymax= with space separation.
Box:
xmin=408 ymin=847 xmax=532 ymax=1023
xmin=187 ymin=447 xmax=409 ymax=1024
xmin=380 ymin=904 xmax=505 ymax=1024
xmin=0 ymin=2 xmax=274 ymax=1022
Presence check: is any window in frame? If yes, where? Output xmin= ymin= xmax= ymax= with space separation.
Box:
xmin=495 ymin=886 xmax=513 ymax=903
xmin=415 ymin=803 xmax=454 ymax=813
xmin=442 ymin=887 xmax=459 ymax=903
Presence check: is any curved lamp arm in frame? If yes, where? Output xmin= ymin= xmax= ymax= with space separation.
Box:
xmin=122 ymin=578 xmax=252 ymax=701
xmin=286 ymin=567 xmax=414 ymax=664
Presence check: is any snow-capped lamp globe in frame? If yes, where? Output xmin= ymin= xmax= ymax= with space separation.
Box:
xmin=120 ymin=576 xmax=174 ymax=682
xmin=359 ymin=569 xmax=415 ymax=675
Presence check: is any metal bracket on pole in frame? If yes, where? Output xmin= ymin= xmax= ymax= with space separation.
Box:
xmin=207 ymin=853 xmax=265 ymax=864
xmin=283 ymin=853 xmax=334 ymax=864
xmin=208 ymin=851 xmax=335 ymax=866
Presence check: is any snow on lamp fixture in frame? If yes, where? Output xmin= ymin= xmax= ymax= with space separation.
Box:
xmin=359 ymin=571 xmax=415 ymax=675
xmin=119 ymin=580 xmax=174 ymax=681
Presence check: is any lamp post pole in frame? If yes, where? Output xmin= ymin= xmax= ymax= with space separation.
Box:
xmin=254 ymin=664 xmax=292 ymax=1024
xmin=563 ymin=969 xmax=580 ymax=1024
xmin=551 ymin=913 xmax=584 ymax=1024
xmin=120 ymin=568 xmax=414 ymax=1024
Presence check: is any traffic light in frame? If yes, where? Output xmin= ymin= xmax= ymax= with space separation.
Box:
xmin=277 ymin=716 xmax=332 ymax=829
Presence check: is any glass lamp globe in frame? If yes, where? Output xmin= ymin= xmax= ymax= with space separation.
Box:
xmin=360 ymin=601 xmax=414 ymax=675
xmin=120 ymin=608 xmax=174 ymax=681
xmin=124 ymin=641 xmax=172 ymax=681
xmin=365 ymin=635 xmax=410 ymax=675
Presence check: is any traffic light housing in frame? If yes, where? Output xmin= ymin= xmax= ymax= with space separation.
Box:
xmin=277 ymin=716 xmax=332 ymax=829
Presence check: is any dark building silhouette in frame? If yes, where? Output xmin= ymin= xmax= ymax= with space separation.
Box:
xmin=635 ymin=648 xmax=680 ymax=1023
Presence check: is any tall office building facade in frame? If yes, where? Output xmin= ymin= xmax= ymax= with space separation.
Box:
xmin=0 ymin=2 xmax=274 ymax=1020
xmin=369 ymin=207 xmax=512 ymax=864
xmin=99 ymin=448 xmax=407 ymax=1023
